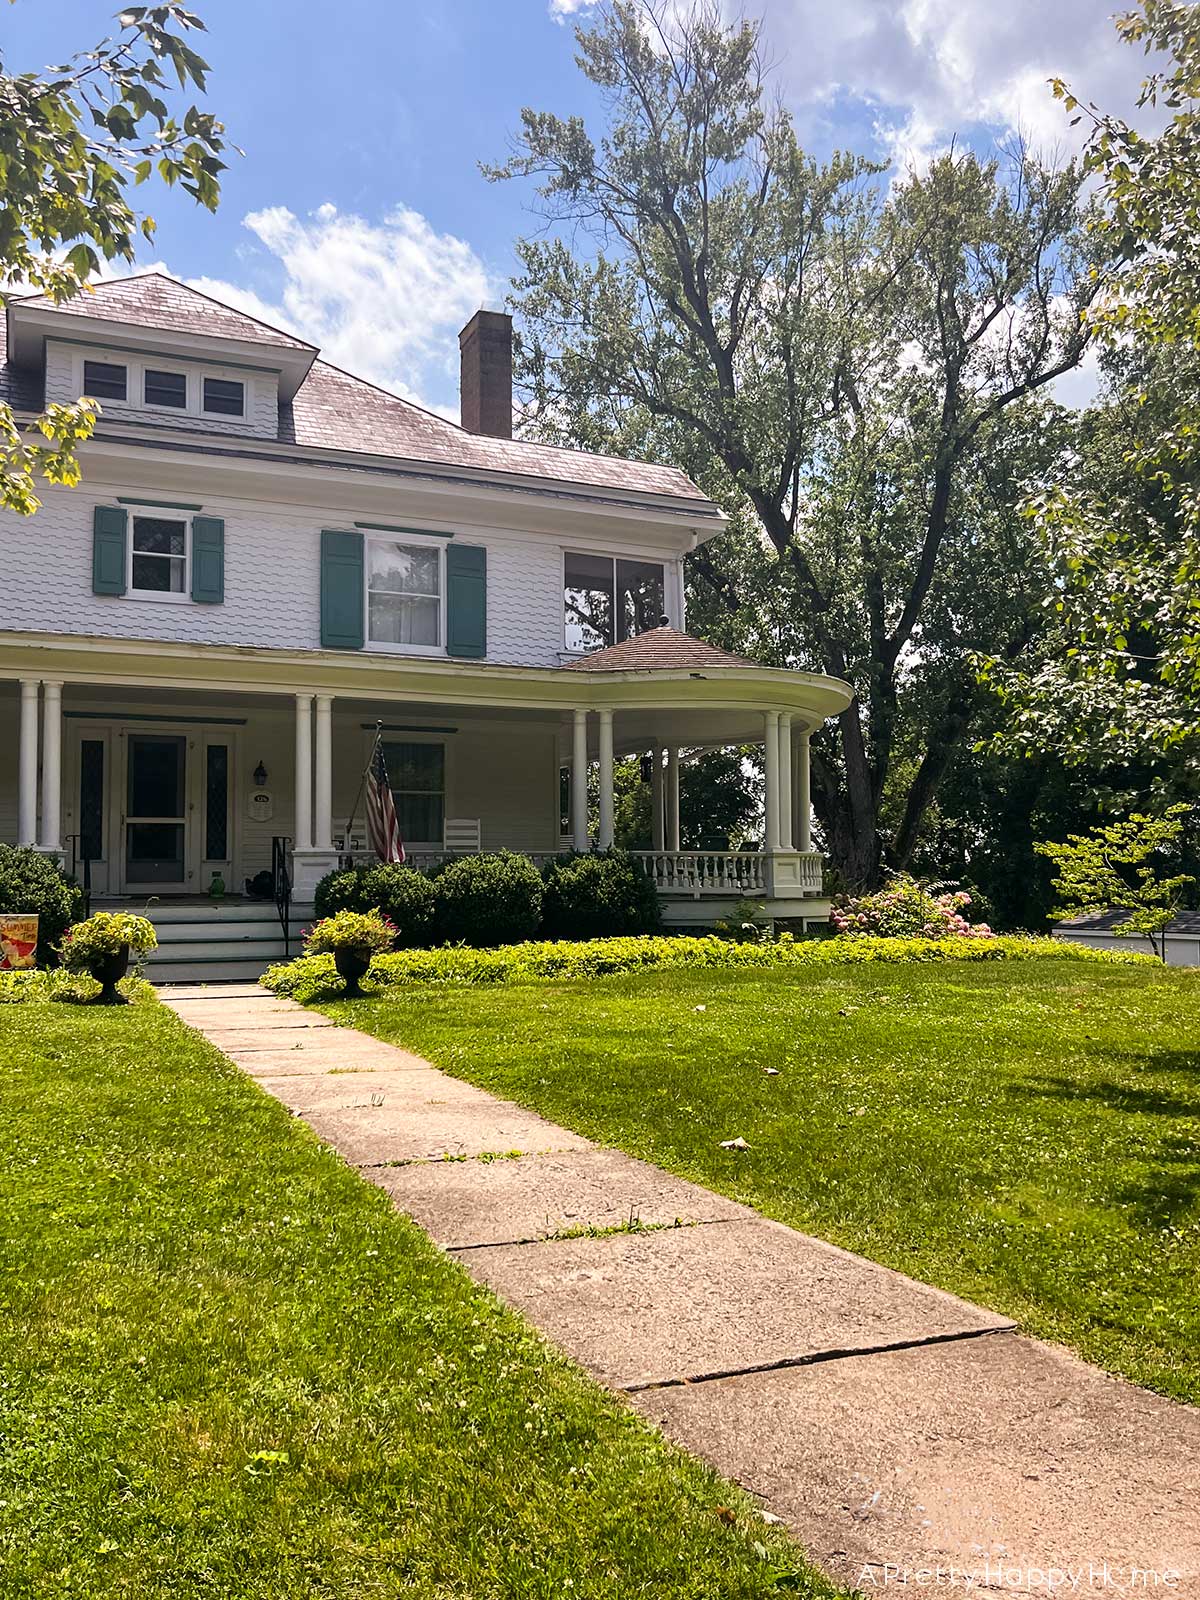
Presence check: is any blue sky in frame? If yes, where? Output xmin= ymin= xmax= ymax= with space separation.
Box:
xmin=5 ymin=0 xmax=1146 ymax=414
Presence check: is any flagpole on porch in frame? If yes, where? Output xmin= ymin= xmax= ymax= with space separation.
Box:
xmin=342 ymin=720 xmax=383 ymax=859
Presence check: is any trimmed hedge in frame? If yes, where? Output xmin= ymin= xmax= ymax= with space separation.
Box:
xmin=429 ymin=852 xmax=543 ymax=948
xmin=312 ymin=863 xmax=435 ymax=948
xmin=262 ymin=932 xmax=1152 ymax=999
xmin=540 ymin=851 xmax=661 ymax=940
xmin=0 ymin=845 xmax=85 ymax=965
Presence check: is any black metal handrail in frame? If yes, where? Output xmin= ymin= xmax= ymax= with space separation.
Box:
xmin=64 ymin=833 xmax=93 ymax=916
xmin=271 ymin=835 xmax=292 ymax=957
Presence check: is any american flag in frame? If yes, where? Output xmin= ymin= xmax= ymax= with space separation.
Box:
xmin=364 ymin=736 xmax=405 ymax=863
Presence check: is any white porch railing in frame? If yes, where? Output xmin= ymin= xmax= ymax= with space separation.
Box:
xmin=328 ymin=848 xmax=824 ymax=900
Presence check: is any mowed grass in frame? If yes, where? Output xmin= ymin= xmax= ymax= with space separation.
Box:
xmin=317 ymin=958 xmax=1200 ymax=1404
xmin=0 ymin=994 xmax=841 ymax=1600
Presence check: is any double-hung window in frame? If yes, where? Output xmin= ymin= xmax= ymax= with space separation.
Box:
xmin=564 ymin=552 xmax=665 ymax=651
xmin=130 ymin=514 xmax=188 ymax=597
xmin=367 ymin=539 xmax=442 ymax=649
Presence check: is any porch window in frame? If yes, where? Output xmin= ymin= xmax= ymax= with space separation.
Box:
xmin=130 ymin=515 xmax=188 ymax=596
xmin=382 ymin=741 xmax=444 ymax=845
xmin=368 ymin=540 xmax=441 ymax=648
xmin=564 ymin=553 xmax=665 ymax=651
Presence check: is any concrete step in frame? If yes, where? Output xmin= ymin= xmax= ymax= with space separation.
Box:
xmin=144 ymin=936 xmax=291 ymax=963
xmin=147 ymin=953 xmax=281 ymax=984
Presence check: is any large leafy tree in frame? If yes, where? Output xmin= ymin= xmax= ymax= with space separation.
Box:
xmin=491 ymin=0 xmax=1101 ymax=887
xmin=0 ymin=3 xmax=228 ymax=513
xmin=990 ymin=0 xmax=1200 ymax=762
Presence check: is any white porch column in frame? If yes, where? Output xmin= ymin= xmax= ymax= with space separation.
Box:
xmin=571 ymin=709 xmax=590 ymax=852
xmin=39 ymin=681 xmax=63 ymax=853
xmin=313 ymin=694 xmax=333 ymax=852
xmin=293 ymin=693 xmax=313 ymax=853
xmin=795 ymin=728 xmax=813 ymax=852
xmin=667 ymin=746 xmax=681 ymax=851
xmin=597 ymin=709 xmax=615 ymax=850
xmin=763 ymin=710 xmax=781 ymax=853
xmin=17 ymin=680 xmax=39 ymax=847
xmin=651 ymin=741 xmax=665 ymax=852
xmin=777 ymin=712 xmax=794 ymax=851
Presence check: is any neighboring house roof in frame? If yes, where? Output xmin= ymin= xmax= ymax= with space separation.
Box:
xmin=1057 ymin=909 xmax=1200 ymax=935
xmin=11 ymin=272 xmax=317 ymax=352
xmin=563 ymin=624 xmax=761 ymax=672
xmin=4 ymin=274 xmax=712 ymax=506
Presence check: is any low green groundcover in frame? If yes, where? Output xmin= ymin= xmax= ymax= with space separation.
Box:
xmin=263 ymin=931 xmax=1149 ymax=998
xmin=0 ymin=987 xmax=838 ymax=1598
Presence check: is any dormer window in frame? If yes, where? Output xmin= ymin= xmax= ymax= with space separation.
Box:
xmin=83 ymin=360 xmax=127 ymax=401
xmin=203 ymin=376 xmax=244 ymax=417
xmin=144 ymin=368 xmax=187 ymax=409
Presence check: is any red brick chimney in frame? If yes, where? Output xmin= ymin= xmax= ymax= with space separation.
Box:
xmin=459 ymin=309 xmax=513 ymax=438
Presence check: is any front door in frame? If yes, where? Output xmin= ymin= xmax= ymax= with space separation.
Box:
xmin=124 ymin=734 xmax=188 ymax=891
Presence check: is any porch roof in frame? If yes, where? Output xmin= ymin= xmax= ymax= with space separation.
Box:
xmin=563 ymin=625 xmax=759 ymax=673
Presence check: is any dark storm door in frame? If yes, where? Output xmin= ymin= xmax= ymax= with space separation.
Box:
xmin=124 ymin=735 xmax=188 ymax=888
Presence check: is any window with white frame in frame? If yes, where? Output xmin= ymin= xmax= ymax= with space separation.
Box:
xmin=83 ymin=359 xmax=127 ymax=401
xmin=367 ymin=539 xmax=442 ymax=648
xmin=130 ymin=514 xmax=188 ymax=596
xmin=203 ymin=376 xmax=244 ymax=416
xmin=564 ymin=552 xmax=665 ymax=651
xmin=144 ymin=368 xmax=188 ymax=409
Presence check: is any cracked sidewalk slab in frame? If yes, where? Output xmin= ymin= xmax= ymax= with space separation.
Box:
xmin=459 ymin=1217 xmax=1012 ymax=1391
xmin=369 ymin=1146 xmax=756 ymax=1250
xmin=631 ymin=1331 xmax=1200 ymax=1594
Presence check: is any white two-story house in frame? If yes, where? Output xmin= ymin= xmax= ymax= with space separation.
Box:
xmin=0 ymin=274 xmax=850 ymax=975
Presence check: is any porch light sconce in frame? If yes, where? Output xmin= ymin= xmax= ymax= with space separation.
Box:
xmin=253 ymin=761 xmax=268 ymax=787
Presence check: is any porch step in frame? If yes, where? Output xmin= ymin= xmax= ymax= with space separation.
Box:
xmin=124 ymin=901 xmax=311 ymax=985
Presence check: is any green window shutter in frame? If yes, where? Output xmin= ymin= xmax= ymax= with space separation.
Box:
xmin=446 ymin=542 xmax=487 ymax=658
xmin=92 ymin=505 xmax=127 ymax=596
xmin=190 ymin=516 xmax=225 ymax=604
xmin=320 ymin=529 xmax=365 ymax=649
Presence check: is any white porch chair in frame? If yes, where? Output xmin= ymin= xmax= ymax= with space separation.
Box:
xmin=443 ymin=818 xmax=482 ymax=854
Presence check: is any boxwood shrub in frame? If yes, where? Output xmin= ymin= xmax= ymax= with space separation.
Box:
xmin=0 ymin=845 xmax=85 ymax=964
xmin=540 ymin=850 xmax=661 ymax=940
xmin=312 ymin=863 xmax=435 ymax=948
xmin=431 ymin=852 xmax=543 ymax=948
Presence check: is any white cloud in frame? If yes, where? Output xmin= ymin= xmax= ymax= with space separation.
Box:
xmin=187 ymin=204 xmax=499 ymax=415
xmin=548 ymin=0 xmax=590 ymax=19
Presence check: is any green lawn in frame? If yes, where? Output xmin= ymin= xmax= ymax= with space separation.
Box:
xmin=0 ymin=991 xmax=839 ymax=1599
xmin=315 ymin=957 xmax=1200 ymax=1405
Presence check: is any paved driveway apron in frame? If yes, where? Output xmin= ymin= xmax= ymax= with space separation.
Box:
xmin=162 ymin=984 xmax=1200 ymax=1597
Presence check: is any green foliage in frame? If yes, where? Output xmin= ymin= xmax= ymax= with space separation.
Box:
xmin=59 ymin=911 xmax=157 ymax=968
xmin=302 ymin=908 xmax=396 ymax=956
xmin=831 ymin=875 xmax=993 ymax=938
xmin=0 ymin=844 xmax=84 ymax=963
xmin=540 ymin=851 xmax=661 ymax=939
xmin=491 ymin=1 xmax=1098 ymax=887
xmin=313 ymin=863 xmax=436 ymax=947
xmin=431 ymin=852 xmax=544 ymax=948
xmin=0 ymin=4 xmax=228 ymax=513
xmin=262 ymin=931 xmax=1148 ymax=999
xmin=0 ymin=968 xmax=155 ymax=1004
xmin=1035 ymin=804 xmax=1195 ymax=958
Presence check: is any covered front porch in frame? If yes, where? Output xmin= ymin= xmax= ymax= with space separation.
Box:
xmin=0 ymin=630 xmax=850 ymax=932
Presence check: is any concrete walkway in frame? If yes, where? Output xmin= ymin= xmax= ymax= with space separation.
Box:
xmin=161 ymin=983 xmax=1200 ymax=1597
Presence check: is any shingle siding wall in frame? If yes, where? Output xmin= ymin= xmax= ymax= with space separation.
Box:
xmin=0 ymin=485 xmax=574 ymax=666
xmin=45 ymin=340 xmax=280 ymax=440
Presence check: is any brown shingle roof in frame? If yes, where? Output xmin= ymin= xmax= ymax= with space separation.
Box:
xmin=12 ymin=272 xmax=316 ymax=351
xmin=563 ymin=625 xmax=761 ymax=672
xmin=7 ymin=274 xmax=712 ymax=504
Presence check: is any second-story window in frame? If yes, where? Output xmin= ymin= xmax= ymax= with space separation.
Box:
xmin=367 ymin=540 xmax=441 ymax=648
xmin=83 ymin=360 xmax=127 ymax=401
xmin=203 ymin=376 xmax=244 ymax=416
xmin=565 ymin=552 xmax=664 ymax=651
xmin=144 ymin=368 xmax=187 ymax=409
xmin=130 ymin=515 xmax=188 ymax=596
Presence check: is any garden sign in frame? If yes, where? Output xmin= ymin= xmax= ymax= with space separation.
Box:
xmin=0 ymin=914 xmax=38 ymax=969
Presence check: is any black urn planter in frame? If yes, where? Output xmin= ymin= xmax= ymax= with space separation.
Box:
xmin=90 ymin=945 xmax=131 ymax=1005
xmin=334 ymin=946 xmax=373 ymax=997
